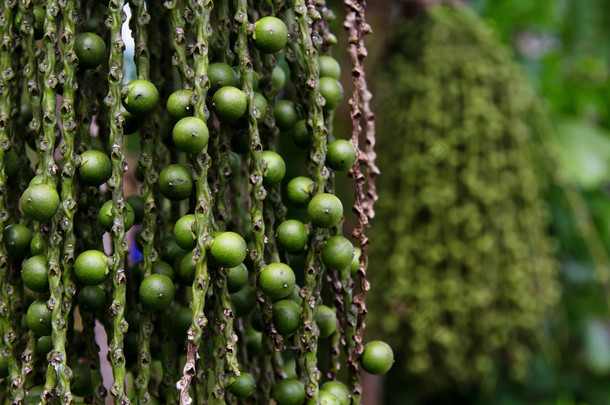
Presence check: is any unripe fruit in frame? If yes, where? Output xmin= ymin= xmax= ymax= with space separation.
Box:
xmin=227 ymin=263 xmax=248 ymax=293
xmin=21 ymin=255 xmax=49 ymax=293
xmin=172 ymin=116 xmax=209 ymax=154
xmin=321 ymin=236 xmax=354 ymax=270
xmin=360 ymin=340 xmax=394 ymax=375
xmin=286 ymin=177 xmax=314 ymax=208
xmin=276 ymin=220 xmax=308 ymax=252
xmin=212 ymin=86 xmax=247 ymax=122
xmin=272 ymin=299 xmax=301 ymax=336
xmin=78 ymin=149 xmax=112 ymax=187
xmin=210 ymin=232 xmax=248 ymax=268
xmin=272 ymin=378 xmax=305 ymax=405
xmin=124 ymin=79 xmax=159 ymax=116
xmin=307 ymin=193 xmax=343 ymax=228
xmin=77 ymin=285 xmax=106 ymax=313
xmin=228 ymin=372 xmax=256 ymax=398
xmin=321 ymin=381 xmax=350 ymax=405
xmin=166 ymin=89 xmax=194 ymax=121
xmin=98 ymin=200 xmax=135 ymax=232
xmin=275 ymin=100 xmax=298 ymax=130
xmin=253 ymin=17 xmax=288 ymax=54
xmin=262 ymin=151 xmax=286 ymax=184
xmin=4 ymin=224 xmax=32 ymax=259
xmin=139 ymin=274 xmax=175 ymax=310
xmin=74 ymin=250 xmax=109 ymax=285
xmin=260 ymin=263 xmax=296 ymax=300
xmin=173 ymin=215 xmax=197 ymax=251
xmin=318 ymin=56 xmax=341 ymax=80
xmin=326 ymin=139 xmax=357 ymax=171
xmin=208 ymin=63 xmax=239 ymax=93
xmin=159 ymin=164 xmax=193 ymax=201
xmin=315 ymin=305 xmax=337 ymax=339
xmin=74 ymin=33 xmax=106 ymax=69
xmin=320 ymin=77 xmax=344 ymax=111
xmin=26 ymin=300 xmax=52 ymax=336
xmin=20 ymin=183 xmax=60 ymax=222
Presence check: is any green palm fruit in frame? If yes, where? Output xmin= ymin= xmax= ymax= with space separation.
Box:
xmin=368 ymin=2 xmax=559 ymax=395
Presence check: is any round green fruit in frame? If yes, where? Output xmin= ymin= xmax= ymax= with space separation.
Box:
xmin=74 ymin=250 xmax=109 ymax=285
xmin=178 ymin=252 xmax=197 ymax=284
xmin=20 ymin=183 xmax=60 ymax=222
xmin=316 ymin=305 xmax=337 ymax=339
xmin=272 ymin=299 xmax=301 ymax=336
xmin=77 ymin=285 xmax=106 ymax=313
xmin=124 ymin=79 xmax=159 ymax=116
xmin=152 ymin=261 xmax=175 ymax=280
xmin=158 ymin=164 xmax=193 ymax=201
xmin=171 ymin=307 xmax=192 ymax=340
xmin=253 ymin=92 xmax=268 ymax=123
xmin=210 ymin=232 xmax=247 ymax=268
xmin=272 ymin=65 xmax=286 ymax=90
xmin=318 ymin=56 xmax=341 ymax=80
xmin=78 ymin=149 xmax=112 ymax=187
xmin=260 ymin=263 xmax=295 ymax=300
xmin=319 ymin=391 xmax=341 ymax=405
xmin=172 ymin=116 xmax=209 ymax=154
xmin=98 ymin=200 xmax=135 ymax=232
xmin=350 ymin=247 xmax=361 ymax=276
xmin=321 ymin=236 xmax=354 ymax=271
xmin=26 ymin=299 xmax=52 ymax=336
xmin=360 ymin=340 xmax=394 ymax=375
xmin=173 ymin=215 xmax=197 ymax=251
xmin=262 ymin=151 xmax=286 ymax=184
xmin=292 ymin=119 xmax=309 ymax=149
xmin=253 ymin=16 xmax=288 ymax=54
xmin=227 ymin=263 xmax=248 ymax=293
xmin=208 ymin=63 xmax=238 ymax=93
xmin=274 ymin=100 xmax=298 ymax=131
xmin=125 ymin=195 xmax=145 ymax=225
xmin=139 ymin=274 xmax=175 ymax=310
xmin=320 ymin=77 xmax=343 ymax=111
xmin=212 ymin=86 xmax=247 ymax=122
xmin=326 ymin=139 xmax=357 ymax=171
xmin=21 ymin=255 xmax=49 ymax=293
xmin=231 ymin=286 xmax=256 ymax=317
xmin=307 ymin=193 xmax=343 ymax=228
xmin=321 ymin=381 xmax=350 ymax=405
xmin=4 ymin=224 xmax=32 ymax=259
xmin=228 ymin=372 xmax=255 ymax=398
xmin=74 ymin=32 xmax=106 ymax=69
xmin=272 ymin=378 xmax=305 ymax=405
xmin=166 ymin=89 xmax=194 ymax=121
xmin=276 ymin=220 xmax=308 ymax=252
xmin=286 ymin=177 xmax=314 ymax=208
xmin=35 ymin=335 xmax=53 ymax=358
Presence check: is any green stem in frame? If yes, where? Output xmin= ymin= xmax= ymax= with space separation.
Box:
xmin=176 ymin=0 xmax=213 ymax=402
xmin=284 ymin=1 xmax=329 ymax=402
xmin=105 ymin=0 xmax=129 ymax=401
xmin=233 ymin=1 xmax=277 ymax=402
xmin=129 ymin=0 xmax=156 ymax=402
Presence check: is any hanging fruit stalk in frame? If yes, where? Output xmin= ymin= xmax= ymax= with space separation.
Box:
xmin=0 ymin=0 xmax=391 ymax=403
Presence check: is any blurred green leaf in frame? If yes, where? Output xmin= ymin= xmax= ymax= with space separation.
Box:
xmin=583 ymin=319 xmax=610 ymax=375
xmin=554 ymin=119 xmax=610 ymax=189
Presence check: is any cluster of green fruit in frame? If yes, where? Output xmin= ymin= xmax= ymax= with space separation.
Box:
xmin=369 ymin=3 xmax=558 ymax=396
xmin=0 ymin=0 xmax=389 ymax=404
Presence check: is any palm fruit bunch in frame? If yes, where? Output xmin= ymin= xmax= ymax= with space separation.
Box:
xmin=368 ymin=2 xmax=560 ymax=396
xmin=0 ymin=0 xmax=388 ymax=403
